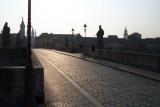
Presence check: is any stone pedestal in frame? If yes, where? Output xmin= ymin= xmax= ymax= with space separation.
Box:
xmin=0 ymin=48 xmax=44 ymax=106
xmin=96 ymin=39 xmax=104 ymax=49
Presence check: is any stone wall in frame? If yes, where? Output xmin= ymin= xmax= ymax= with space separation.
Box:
xmin=84 ymin=49 xmax=160 ymax=72
xmin=0 ymin=50 xmax=44 ymax=106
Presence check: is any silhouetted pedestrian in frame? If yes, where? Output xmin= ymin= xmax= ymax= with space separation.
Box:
xmin=91 ymin=44 xmax=95 ymax=57
xmin=91 ymin=44 xmax=95 ymax=52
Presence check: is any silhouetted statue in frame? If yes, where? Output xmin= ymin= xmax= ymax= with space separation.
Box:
xmin=96 ymin=25 xmax=104 ymax=39
xmin=96 ymin=25 xmax=104 ymax=49
xmin=2 ymin=22 xmax=11 ymax=48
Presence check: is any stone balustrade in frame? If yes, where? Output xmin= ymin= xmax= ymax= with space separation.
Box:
xmin=84 ymin=49 xmax=160 ymax=72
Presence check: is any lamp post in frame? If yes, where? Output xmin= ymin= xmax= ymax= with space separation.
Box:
xmin=83 ymin=24 xmax=87 ymax=48
xmin=25 ymin=0 xmax=35 ymax=106
xmin=71 ymin=28 xmax=74 ymax=52
xmin=27 ymin=0 xmax=31 ymax=57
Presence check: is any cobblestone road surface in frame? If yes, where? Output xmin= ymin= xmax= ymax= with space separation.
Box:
xmin=34 ymin=49 xmax=160 ymax=107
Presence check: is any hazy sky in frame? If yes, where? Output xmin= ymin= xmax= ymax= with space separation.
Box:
xmin=0 ymin=0 xmax=160 ymax=38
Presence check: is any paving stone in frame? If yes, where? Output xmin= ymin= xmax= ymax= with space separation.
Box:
xmin=35 ymin=49 xmax=160 ymax=107
xmin=36 ymin=52 xmax=94 ymax=107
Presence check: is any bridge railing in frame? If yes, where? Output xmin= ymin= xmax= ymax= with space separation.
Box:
xmin=84 ymin=49 xmax=160 ymax=72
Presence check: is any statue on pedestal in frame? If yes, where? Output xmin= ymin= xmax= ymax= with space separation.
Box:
xmin=2 ymin=22 xmax=11 ymax=48
xmin=96 ymin=25 xmax=104 ymax=49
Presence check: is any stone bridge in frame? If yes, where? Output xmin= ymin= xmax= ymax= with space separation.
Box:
xmin=34 ymin=49 xmax=160 ymax=107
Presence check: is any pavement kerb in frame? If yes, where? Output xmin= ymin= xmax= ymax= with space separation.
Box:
xmin=43 ymin=49 xmax=160 ymax=82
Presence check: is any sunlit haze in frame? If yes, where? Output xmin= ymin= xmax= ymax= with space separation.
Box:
xmin=0 ymin=0 xmax=160 ymax=38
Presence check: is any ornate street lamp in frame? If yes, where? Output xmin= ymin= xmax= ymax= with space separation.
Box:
xmin=71 ymin=28 xmax=74 ymax=51
xmin=83 ymin=24 xmax=87 ymax=47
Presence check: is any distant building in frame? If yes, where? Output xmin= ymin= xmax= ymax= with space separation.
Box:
xmin=124 ymin=27 xmax=128 ymax=40
xmin=128 ymin=32 xmax=141 ymax=40
xmin=108 ymin=35 xmax=118 ymax=39
xmin=17 ymin=17 xmax=27 ymax=47
xmin=35 ymin=33 xmax=84 ymax=51
xmin=19 ymin=17 xmax=25 ymax=38
xmin=125 ymin=32 xmax=142 ymax=50
xmin=35 ymin=31 xmax=160 ymax=54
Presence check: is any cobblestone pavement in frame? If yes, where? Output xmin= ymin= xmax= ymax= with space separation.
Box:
xmin=34 ymin=49 xmax=160 ymax=107
xmin=35 ymin=51 xmax=95 ymax=107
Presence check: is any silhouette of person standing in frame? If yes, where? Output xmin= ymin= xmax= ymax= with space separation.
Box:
xmin=2 ymin=22 xmax=11 ymax=48
xmin=91 ymin=44 xmax=95 ymax=52
xmin=96 ymin=25 xmax=104 ymax=49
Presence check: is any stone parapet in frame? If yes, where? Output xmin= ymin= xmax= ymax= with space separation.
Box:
xmin=0 ymin=49 xmax=44 ymax=106
xmin=84 ymin=49 xmax=160 ymax=72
